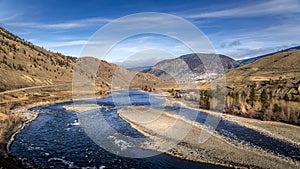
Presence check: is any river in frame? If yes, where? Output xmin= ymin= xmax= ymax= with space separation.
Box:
xmin=10 ymin=90 xmax=300 ymax=168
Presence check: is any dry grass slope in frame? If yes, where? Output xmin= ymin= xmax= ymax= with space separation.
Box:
xmin=0 ymin=27 xmax=76 ymax=90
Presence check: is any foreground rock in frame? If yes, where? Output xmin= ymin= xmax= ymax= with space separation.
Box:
xmin=118 ymin=106 xmax=299 ymax=169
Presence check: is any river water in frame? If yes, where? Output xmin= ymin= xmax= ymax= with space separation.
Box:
xmin=10 ymin=90 xmax=300 ymax=168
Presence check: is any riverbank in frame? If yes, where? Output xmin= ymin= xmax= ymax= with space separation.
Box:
xmin=6 ymin=108 xmax=38 ymax=154
xmin=0 ymin=83 xmax=108 ymax=168
xmin=117 ymin=106 xmax=299 ymax=169
xmin=163 ymin=92 xmax=300 ymax=147
xmin=0 ymin=98 xmax=73 ymax=168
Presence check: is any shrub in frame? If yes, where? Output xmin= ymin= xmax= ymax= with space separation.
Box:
xmin=273 ymin=103 xmax=281 ymax=113
xmin=247 ymin=108 xmax=257 ymax=118
xmin=283 ymin=94 xmax=289 ymax=101
xmin=263 ymin=109 xmax=273 ymax=121
xmin=17 ymin=64 xmax=24 ymax=71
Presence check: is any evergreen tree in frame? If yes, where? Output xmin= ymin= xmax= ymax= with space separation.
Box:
xmin=241 ymin=91 xmax=247 ymax=101
xmin=260 ymin=89 xmax=268 ymax=110
xmin=248 ymin=84 xmax=257 ymax=107
xmin=234 ymin=91 xmax=239 ymax=106
xmin=273 ymin=103 xmax=280 ymax=113
xmin=200 ymin=90 xmax=210 ymax=109
xmin=291 ymin=94 xmax=295 ymax=102
xmin=283 ymin=93 xmax=289 ymax=101
xmin=269 ymin=91 xmax=273 ymax=99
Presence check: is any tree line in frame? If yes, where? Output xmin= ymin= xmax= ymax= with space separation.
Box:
xmin=176 ymin=84 xmax=300 ymax=125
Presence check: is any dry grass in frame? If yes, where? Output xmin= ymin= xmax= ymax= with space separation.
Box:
xmin=225 ymin=50 xmax=300 ymax=90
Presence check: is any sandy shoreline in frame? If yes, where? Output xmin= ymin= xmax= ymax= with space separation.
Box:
xmin=165 ymin=96 xmax=300 ymax=147
xmin=62 ymin=104 xmax=101 ymax=113
xmin=6 ymin=109 xmax=38 ymax=153
xmin=118 ymin=106 xmax=300 ymax=169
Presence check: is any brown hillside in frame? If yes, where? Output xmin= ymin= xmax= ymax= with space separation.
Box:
xmin=0 ymin=27 xmax=162 ymax=91
xmin=0 ymin=27 xmax=76 ymax=90
xmin=226 ymin=50 xmax=300 ymax=92
xmin=74 ymin=57 xmax=161 ymax=93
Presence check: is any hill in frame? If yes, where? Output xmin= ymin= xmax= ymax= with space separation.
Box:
xmin=238 ymin=45 xmax=300 ymax=65
xmin=0 ymin=27 xmax=76 ymax=90
xmin=222 ymin=49 xmax=300 ymax=124
xmin=145 ymin=53 xmax=239 ymax=82
xmin=74 ymin=57 xmax=161 ymax=93
xmin=226 ymin=50 xmax=300 ymax=92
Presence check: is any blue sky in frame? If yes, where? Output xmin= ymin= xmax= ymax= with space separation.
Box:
xmin=0 ymin=0 xmax=299 ymax=67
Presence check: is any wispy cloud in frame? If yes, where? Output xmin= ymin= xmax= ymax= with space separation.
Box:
xmin=7 ymin=17 xmax=112 ymax=30
xmin=40 ymin=40 xmax=88 ymax=48
xmin=185 ymin=0 xmax=300 ymax=19
xmin=103 ymin=34 xmax=193 ymax=65
xmin=211 ymin=16 xmax=300 ymax=59
xmin=2 ymin=1 xmax=299 ymax=60
xmin=36 ymin=39 xmax=112 ymax=48
xmin=0 ymin=13 xmax=22 ymax=22
xmin=116 ymin=49 xmax=175 ymax=68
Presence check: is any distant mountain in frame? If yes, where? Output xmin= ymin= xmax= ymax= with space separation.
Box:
xmin=238 ymin=46 xmax=300 ymax=66
xmin=145 ymin=53 xmax=239 ymax=82
xmin=0 ymin=27 xmax=161 ymax=91
xmin=127 ymin=66 xmax=152 ymax=73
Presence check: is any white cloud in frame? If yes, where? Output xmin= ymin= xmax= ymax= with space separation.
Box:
xmin=185 ymin=0 xmax=300 ymax=19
